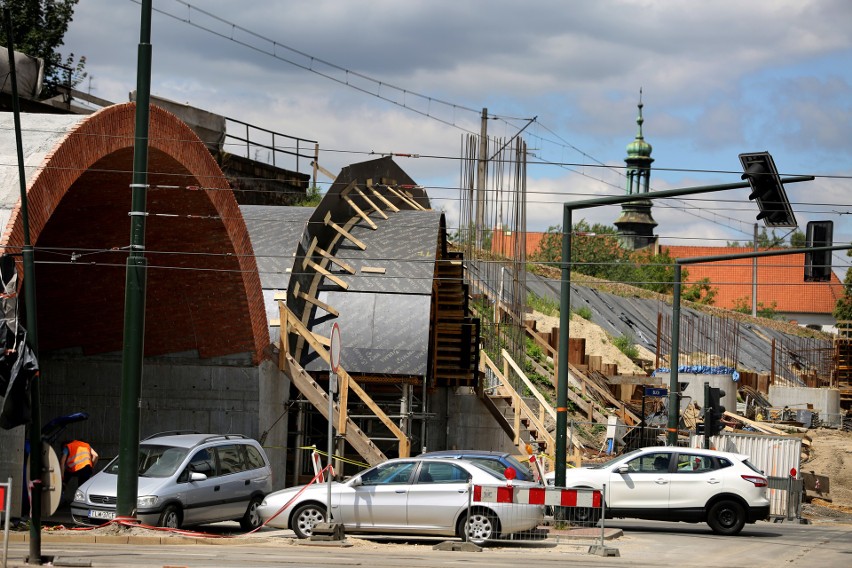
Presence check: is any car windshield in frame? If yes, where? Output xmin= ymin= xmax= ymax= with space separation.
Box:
xmin=104 ymin=445 xmax=189 ymax=478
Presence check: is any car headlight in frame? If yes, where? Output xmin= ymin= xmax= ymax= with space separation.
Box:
xmin=73 ymin=489 xmax=85 ymax=503
xmin=137 ymin=495 xmax=159 ymax=509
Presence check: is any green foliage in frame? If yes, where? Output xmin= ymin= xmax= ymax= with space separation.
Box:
xmin=681 ymin=277 xmax=718 ymax=305
xmin=612 ymin=334 xmax=639 ymax=359
xmin=527 ymin=291 xmax=559 ymax=317
xmin=532 ymin=221 xmax=688 ymax=295
xmin=525 ymin=336 xmax=544 ymax=363
xmin=732 ymin=297 xmax=781 ymax=319
xmin=295 ymin=185 xmax=323 ymax=207
xmin=450 ymin=223 xmax=492 ymax=251
xmin=1 ymin=1 xmax=86 ymax=99
xmin=727 ymin=227 xmax=797 ymax=249
xmin=833 ymin=247 xmax=852 ymax=321
xmin=575 ymin=305 xmax=593 ymax=320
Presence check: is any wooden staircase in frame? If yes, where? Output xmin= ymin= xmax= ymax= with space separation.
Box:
xmin=432 ymin=252 xmax=479 ymax=387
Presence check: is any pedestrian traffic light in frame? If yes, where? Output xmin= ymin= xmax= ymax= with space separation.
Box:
xmin=739 ymin=152 xmax=797 ymax=228
xmin=805 ymin=220 xmax=833 ymax=282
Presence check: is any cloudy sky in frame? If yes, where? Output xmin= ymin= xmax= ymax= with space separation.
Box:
xmin=59 ymin=0 xmax=852 ymax=265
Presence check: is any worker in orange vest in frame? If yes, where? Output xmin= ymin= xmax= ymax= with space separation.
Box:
xmin=60 ymin=439 xmax=99 ymax=487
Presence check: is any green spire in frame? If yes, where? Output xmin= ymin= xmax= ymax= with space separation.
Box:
xmin=627 ymin=88 xmax=653 ymax=158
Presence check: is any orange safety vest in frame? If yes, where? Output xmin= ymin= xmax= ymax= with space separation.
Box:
xmin=65 ymin=440 xmax=94 ymax=472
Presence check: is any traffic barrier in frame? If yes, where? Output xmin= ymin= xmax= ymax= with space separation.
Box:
xmin=2 ymin=477 xmax=11 ymax=568
xmin=474 ymin=485 xmax=602 ymax=508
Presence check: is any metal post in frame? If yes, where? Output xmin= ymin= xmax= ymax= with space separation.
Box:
xmin=327 ymin=371 xmax=336 ymax=522
xmin=703 ymin=382 xmax=711 ymax=449
xmin=475 ymin=108 xmax=487 ymax=249
xmin=117 ymin=0 xmax=153 ymax=519
xmin=4 ymin=9 xmax=43 ymax=563
xmin=599 ymin=483 xmax=606 ymax=546
xmin=752 ymin=223 xmax=758 ymax=317
xmin=555 ymin=207 xmax=572 ymax=487
xmin=667 ymin=265 xmax=682 ymax=446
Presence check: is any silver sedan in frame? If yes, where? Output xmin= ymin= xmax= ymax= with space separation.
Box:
xmin=258 ymin=457 xmax=544 ymax=544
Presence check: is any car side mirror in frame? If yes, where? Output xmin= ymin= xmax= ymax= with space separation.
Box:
xmin=616 ymin=465 xmax=630 ymax=475
xmin=189 ymin=471 xmax=207 ymax=482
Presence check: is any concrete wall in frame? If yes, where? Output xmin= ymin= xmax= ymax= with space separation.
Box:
xmin=768 ymin=386 xmax=842 ymax=428
xmin=0 ymin=427 xmax=25 ymax=517
xmin=654 ymin=373 xmax=738 ymax=410
xmin=441 ymin=387 xmax=518 ymax=454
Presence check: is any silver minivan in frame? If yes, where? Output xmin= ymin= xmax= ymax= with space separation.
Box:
xmin=71 ymin=432 xmax=272 ymax=530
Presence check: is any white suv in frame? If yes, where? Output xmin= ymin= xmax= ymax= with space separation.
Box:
xmin=544 ymin=447 xmax=770 ymax=535
xmin=72 ymin=433 xmax=272 ymax=530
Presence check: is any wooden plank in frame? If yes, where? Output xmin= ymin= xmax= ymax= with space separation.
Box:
xmin=361 ymin=266 xmax=386 ymax=274
xmin=297 ymin=291 xmax=340 ymax=318
xmin=385 ymin=184 xmax=426 ymax=211
xmin=324 ymin=211 xmax=367 ymax=250
xmin=353 ymin=185 xmax=389 ymax=220
xmin=316 ymin=246 xmax=355 ymax=274
xmin=304 ymin=258 xmax=350 ymax=290
xmin=366 ymin=179 xmax=400 ymax=212
xmin=342 ymin=194 xmax=378 ymax=230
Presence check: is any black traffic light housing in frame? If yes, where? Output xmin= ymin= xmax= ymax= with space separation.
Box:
xmin=739 ymin=152 xmax=797 ymax=228
xmin=805 ymin=220 xmax=833 ymax=282
xmin=702 ymin=383 xmax=726 ymax=448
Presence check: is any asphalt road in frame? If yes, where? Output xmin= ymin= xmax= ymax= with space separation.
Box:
xmin=3 ymin=519 xmax=850 ymax=568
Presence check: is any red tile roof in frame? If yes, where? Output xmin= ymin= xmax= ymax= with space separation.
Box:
xmin=662 ymin=246 xmax=844 ymax=315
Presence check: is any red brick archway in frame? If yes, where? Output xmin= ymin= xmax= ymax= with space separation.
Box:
xmin=1 ymin=103 xmax=268 ymax=363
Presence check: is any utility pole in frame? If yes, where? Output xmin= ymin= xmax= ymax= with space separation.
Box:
xmin=117 ymin=0 xmax=153 ymax=519
xmin=475 ymin=108 xmax=487 ymax=249
xmin=5 ymin=8 xmax=43 ymax=563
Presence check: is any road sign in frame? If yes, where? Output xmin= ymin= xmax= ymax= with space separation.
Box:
xmin=644 ymin=387 xmax=668 ymax=398
xmin=330 ymin=322 xmax=341 ymax=373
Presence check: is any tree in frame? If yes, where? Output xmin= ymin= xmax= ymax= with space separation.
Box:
xmin=1 ymin=0 xmax=86 ymax=99
xmin=532 ymin=221 xmax=695 ymax=295
xmin=833 ymin=248 xmax=852 ymax=323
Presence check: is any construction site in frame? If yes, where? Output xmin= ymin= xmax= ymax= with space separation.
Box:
xmin=0 ymin=95 xmax=850 ymax=524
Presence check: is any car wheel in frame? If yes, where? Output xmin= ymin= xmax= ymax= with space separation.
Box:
xmin=240 ymin=496 xmax=263 ymax=531
xmin=458 ymin=510 xmax=499 ymax=545
xmin=707 ymin=499 xmax=746 ymax=536
xmin=158 ymin=505 xmax=182 ymax=529
xmin=291 ymin=503 xmax=326 ymax=539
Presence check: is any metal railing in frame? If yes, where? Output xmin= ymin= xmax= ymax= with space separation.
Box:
xmin=223 ymin=117 xmax=318 ymax=175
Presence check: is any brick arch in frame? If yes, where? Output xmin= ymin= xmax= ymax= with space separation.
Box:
xmin=2 ymin=103 xmax=268 ymax=363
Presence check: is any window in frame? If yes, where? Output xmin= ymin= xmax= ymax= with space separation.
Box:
xmin=676 ymin=453 xmax=713 ymax=473
xmin=188 ymin=449 xmax=216 ymax=476
xmin=626 ymin=452 xmax=671 ymax=473
xmin=360 ymin=461 xmax=415 ymax=485
xmin=246 ymin=445 xmax=266 ymax=470
xmin=417 ymin=462 xmax=469 ymax=484
xmin=217 ymin=445 xmax=246 ymax=476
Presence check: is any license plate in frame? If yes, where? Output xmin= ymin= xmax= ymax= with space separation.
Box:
xmin=89 ymin=510 xmax=116 ymax=520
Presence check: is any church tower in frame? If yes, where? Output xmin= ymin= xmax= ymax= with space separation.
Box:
xmin=614 ymin=92 xmax=658 ymax=250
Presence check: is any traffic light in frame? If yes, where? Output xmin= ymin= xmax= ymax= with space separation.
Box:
xmin=702 ymin=384 xmax=726 ymax=448
xmin=739 ymin=152 xmax=797 ymax=228
xmin=805 ymin=220 xmax=833 ymax=282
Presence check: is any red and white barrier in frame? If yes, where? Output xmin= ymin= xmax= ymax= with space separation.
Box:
xmin=474 ymin=485 xmax=602 ymax=508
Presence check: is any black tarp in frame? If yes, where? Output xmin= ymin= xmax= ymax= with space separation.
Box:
xmin=0 ymin=254 xmax=39 ymax=429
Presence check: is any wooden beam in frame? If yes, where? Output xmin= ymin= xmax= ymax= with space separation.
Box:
xmin=316 ymin=246 xmax=355 ymax=274
xmin=311 ymin=160 xmax=337 ymax=181
xmin=366 ymin=179 xmax=400 ymax=212
xmin=361 ymin=266 xmax=386 ymax=274
xmin=297 ymin=291 xmax=340 ymax=318
xmin=384 ymin=184 xmax=425 ymax=211
xmin=342 ymin=194 xmax=378 ymax=230
xmin=304 ymin=258 xmax=350 ymax=290
xmin=352 ymin=185 xmax=388 ymax=220
xmin=324 ymin=211 xmax=367 ymax=250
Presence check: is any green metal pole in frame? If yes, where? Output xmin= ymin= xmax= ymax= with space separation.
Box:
xmin=667 ymin=265 xmax=682 ymax=446
xmin=117 ymin=0 xmax=153 ymax=519
xmin=5 ymin=8 xmax=43 ymax=562
xmin=555 ymin=207 xmax=572 ymax=487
